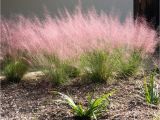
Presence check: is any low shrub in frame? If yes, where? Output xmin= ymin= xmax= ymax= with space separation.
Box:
xmin=144 ymin=72 xmax=160 ymax=105
xmin=56 ymin=90 xmax=114 ymax=120
xmin=3 ymin=59 xmax=28 ymax=83
xmin=80 ymin=50 xmax=118 ymax=83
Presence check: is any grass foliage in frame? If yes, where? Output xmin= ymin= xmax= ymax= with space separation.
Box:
xmin=80 ymin=49 xmax=142 ymax=82
xmin=64 ymin=64 xmax=80 ymax=79
xmin=115 ymin=50 xmax=142 ymax=78
xmin=2 ymin=49 xmax=143 ymax=84
xmin=36 ymin=54 xmax=79 ymax=85
xmin=80 ymin=50 xmax=117 ymax=83
xmin=3 ymin=59 xmax=28 ymax=83
xmin=1 ymin=7 xmax=157 ymax=84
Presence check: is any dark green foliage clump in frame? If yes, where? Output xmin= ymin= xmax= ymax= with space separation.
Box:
xmin=80 ymin=50 xmax=117 ymax=83
xmin=116 ymin=50 xmax=142 ymax=78
xmin=64 ymin=65 xmax=80 ymax=79
xmin=4 ymin=60 xmax=28 ymax=83
xmin=39 ymin=54 xmax=80 ymax=85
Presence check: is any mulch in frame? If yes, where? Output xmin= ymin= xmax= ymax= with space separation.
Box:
xmin=1 ymin=72 xmax=160 ymax=120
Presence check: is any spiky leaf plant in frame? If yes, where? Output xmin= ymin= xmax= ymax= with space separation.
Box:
xmin=144 ymin=72 xmax=160 ymax=105
xmin=55 ymin=90 xmax=115 ymax=120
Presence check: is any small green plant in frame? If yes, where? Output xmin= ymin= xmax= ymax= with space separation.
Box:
xmin=3 ymin=59 xmax=28 ymax=83
xmin=56 ymin=91 xmax=114 ymax=120
xmin=144 ymin=72 xmax=160 ymax=105
xmin=116 ymin=50 xmax=142 ymax=78
xmin=80 ymin=50 xmax=117 ymax=83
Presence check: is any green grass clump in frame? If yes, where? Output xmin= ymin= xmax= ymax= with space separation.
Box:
xmin=63 ymin=64 xmax=80 ymax=79
xmin=80 ymin=50 xmax=117 ymax=83
xmin=115 ymin=49 xmax=142 ymax=78
xmin=47 ymin=64 xmax=68 ymax=85
xmin=30 ymin=48 xmax=143 ymax=85
xmin=56 ymin=90 xmax=114 ymax=120
xmin=39 ymin=54 xmax=80 ymax=85
xmin=41 ymin=54 xmax=67 ymax=85
xmin=80 ymin=49 xmax=142 ymax=83
xmin=3 ymin=59 xmax=28 ymax=83
xmin=144 ymin=72 xmax=160 ymax=105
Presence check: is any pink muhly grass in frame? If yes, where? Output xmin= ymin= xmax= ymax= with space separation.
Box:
xmin=0 ymin=7 xmax=158 ymax=60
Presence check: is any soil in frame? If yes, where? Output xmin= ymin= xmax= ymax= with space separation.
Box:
xmin=1 ymin=72 xmax=160 ymax=120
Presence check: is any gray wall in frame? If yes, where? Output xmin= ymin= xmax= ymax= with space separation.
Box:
xmin=1 ymin=0 xmax=133 ymax=21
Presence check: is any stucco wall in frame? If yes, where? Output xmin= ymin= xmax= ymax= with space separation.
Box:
xmin=1 ymin=0 xmax=133 ymax=21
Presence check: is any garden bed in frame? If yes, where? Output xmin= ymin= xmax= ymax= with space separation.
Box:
xmin=1 ymin=7 xmax=160 ymax=120
xmin=1 ymin=72 xmax=160 ymax=120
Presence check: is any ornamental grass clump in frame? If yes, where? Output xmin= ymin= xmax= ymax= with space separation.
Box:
xmin=1 ymin=7 xmax=157 ymax=60
xmin=3 ymin=59 xmax=28 ymax=83
xmin=64 ymin=64 xmax=80 ymax=79
xmin=144 ymin=72 xmax=160 ymax=105
xmin=32 ymin=53 xmax=79 ymax=85
xmin=56 ymin=90 xmax=114 ymax=120
xmin=38 ymin=54 xmax=67 ymax=85
xmin=80 ymin=50 xmax=117 ymax=83
xmin=114 ymin=49 xmax=143 ymax=78
xmin=0 ymin=7 xmax=158 ymax=84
